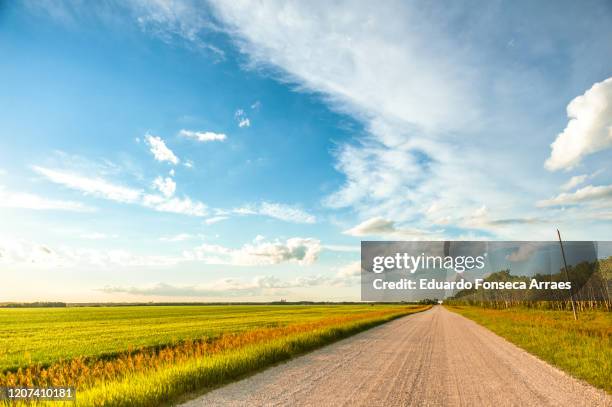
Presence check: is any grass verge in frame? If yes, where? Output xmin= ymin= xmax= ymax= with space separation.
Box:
xmin=75 ymin=306 xmax=428 ymax=406
xmin=2 ymin=305 xmax=429 ymax=406
xmin=446 ymin=305 xmax=611 ymax=393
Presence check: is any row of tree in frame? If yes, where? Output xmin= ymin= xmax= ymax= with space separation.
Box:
xmin=445 ymin=256 xmax=612 ymax=311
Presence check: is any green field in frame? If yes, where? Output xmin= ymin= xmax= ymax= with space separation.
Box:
xmin=0 ymin=304 xmax=407 ymax=370
xmin=0 ymin=304 xmax=427 ymax=406
xmin=447 ymin=305 xmax=612 ymax=393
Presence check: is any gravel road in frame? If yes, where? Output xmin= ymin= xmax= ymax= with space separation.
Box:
xmin=181 ymin=306 xmax=611 ymax=407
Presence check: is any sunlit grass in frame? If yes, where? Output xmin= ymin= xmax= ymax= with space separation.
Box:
xmin=0 ymin=304 xmax=429 ymax=406
xmin=0 ymin=304 xmax=405 ymax=370
xmin=446 ymin=305 xmax=611 ymax=393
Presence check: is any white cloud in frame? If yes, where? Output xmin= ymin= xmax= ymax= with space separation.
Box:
xmin=142 ymin=194 xmax=207 ymax=217
xmin=145 ymin=134 xmax=179 ymax=165
xmin=152 ymin=176 xmax=176 ymax=198
xmin=459 ymin=206 xmax=543 ymax=229
xmin=205 ymin=2 xmax=612 ymax=240
xmin=80 ymin=232 xmax=117 ymax=240
xmin=34 ymin=165 xmax=207 ymax=217
xmin=537 ymin=184 xmax=612 ymax=207
xmin=257 ymin=202 xmax=315 ymax=223
xmin=204 ymin=215 xmax=229 ymax=225
xmin=99 ymin=275 xmax=329 ymax=297
xmin=335 ymin=261 xmax=361 ymax=278
xmin=545 ymin=77 xmax=612 ymax=171
xmin=25 ymin=1 xmax=226 ymax=58
xmin=179 ymin=129 xmax=227 ymax=142
xmin=159 ymin=233 xmax=196 ymax=242
xmin=0 ymin=186 xmax=93 ymax=212
xmin=561 ymin=174 xmax=588 ymax=191
xmin=208 ymin=2 xmax=529 ymax=237
xmin=344 ymin=217 xmax=432 ymax=239
xmin=184 ymin=160 xmax=194 ymax=168
xmin=184 ymin=236 xmax=321 ymax=266
xmin=33 ymin=166 xmax=142 ymax=203
xmin=234 ymin=109 xmax=250 ymax=128
xmin=211 ymin=2 xmax=477 ymax=133
xmin=323 ymin=244 xmax=360 ymax=252
xmin=0 ymin=238 xmax=179 ymax=269
xmin=233 ymin=202 xmax=316 ymax=224
xmin=24 ymin=2 xmax=612 ymax=240
xmin=323 ymin=136 xmax=425 ymax=211
xmin=1 ymin=234 xmax=321 ymax=272
xmin=0 ymin=239 xmax=66 ymax=268
xmin=130 ymin=1 xmax=225 ymax=58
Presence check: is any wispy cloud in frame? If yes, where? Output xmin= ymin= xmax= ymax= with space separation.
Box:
xmin=34 ymin=166 xmax=207 ymax=217
xmin=459 ymin=206 xmax=544 ymax=229
xmin=0 ymin=185 xmax=93 ymax=212
xmin=142 ymin=194 xmax=207 ymax=217
xmin=234 ymin=109 xmax=250 ymax=128
xmin=179 ymin=129 xmax=227 ymax=142
xmin=335 ymin=261 xmax=361 ymax=278
xmin=344 ymin=217 xmax=434 ymax=239
xmin=32 ymin=166 xmax=142 ymax=203
xmin=145 ymin=134 xmax=179 ymax=165
xmin=0 ymin=238 xmax=179 ymax=269
xmin=207 ymin=2 xmax=524 ymax=238
xmin=0 ymin=234 xmax=320 ymax=271
xmin=206 ymin=2 xmax=612 ymax=239
xmin=24 ymin=1 xmax=612 ymax=243
xmin=130 ymin=1 xmax=225 ymax=58
xmin=80 ymin=232 xmax=118 ymax=240
xmin=211 ymin=3 xmax=478 ymax=132
xmin=323 ymin=244 xmax=360 ymax=253
xmin=152 ymin=176 xmax=176 ymax=198
xmin=184 ymin=236 xmax=321 ymax=266
xmin=233 ymin=202 xmax=316 ymax=224
xmin=26 ymin=0 xmax=225 ymax=59
xmin=561 ymin=175 xmax=589 ymax=191
xmin=204 ymin=215 xmax=229 ymax=225
xmin=537 ymin=184 xmax=612 ymax=207
xmin=99 ymin=275 xmax=329 ymax=298
xmin=159 ymin=233 xmax=199 ymax=242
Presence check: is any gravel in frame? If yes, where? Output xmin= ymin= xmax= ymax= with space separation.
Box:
xmin=181 ymin=306 xmax=611 ymax=407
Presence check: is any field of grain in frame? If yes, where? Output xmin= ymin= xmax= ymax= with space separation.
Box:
xmin=0 ymin=304 xmax=428 ymax=406
xmin=447 ymin=305 xmax=611 ymax=393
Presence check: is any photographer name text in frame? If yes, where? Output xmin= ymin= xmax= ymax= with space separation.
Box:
xmin=372 ymin=278 xmax=571 ymax=291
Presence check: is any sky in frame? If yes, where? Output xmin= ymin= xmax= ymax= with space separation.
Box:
xmin=0 ymin=0 xmax=611 ymax=302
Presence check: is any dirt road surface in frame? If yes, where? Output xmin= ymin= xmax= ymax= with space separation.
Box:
xmin=181 ymin=306 xmax=611 ymax=407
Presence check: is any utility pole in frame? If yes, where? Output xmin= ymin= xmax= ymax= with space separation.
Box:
xmin=557 ymin=229 xmax=577 ymax=321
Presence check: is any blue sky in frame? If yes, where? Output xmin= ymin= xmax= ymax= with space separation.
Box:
xmin=1 ymin=1 xmax=611 ymax=302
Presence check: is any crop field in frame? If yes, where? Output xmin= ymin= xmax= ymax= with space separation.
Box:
xmin=447 ymin=305 xmax=612 ymax=393
xmin=0 ymin=304 xmax=428 ymax=406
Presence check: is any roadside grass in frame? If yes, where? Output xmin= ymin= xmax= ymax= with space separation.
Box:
xmin=0 ymin=305 xmax=429 ymax=406
xmin=0 ymin=305 xmax=403 ymax=371
xmin=77 ymin=308 xmax=427 ymax=406
xmin=446 ymin=305 xmax=611 ymax=393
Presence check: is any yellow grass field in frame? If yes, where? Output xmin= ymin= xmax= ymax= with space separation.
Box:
xmin=0 ymin=304 xmax=429 ymax=406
